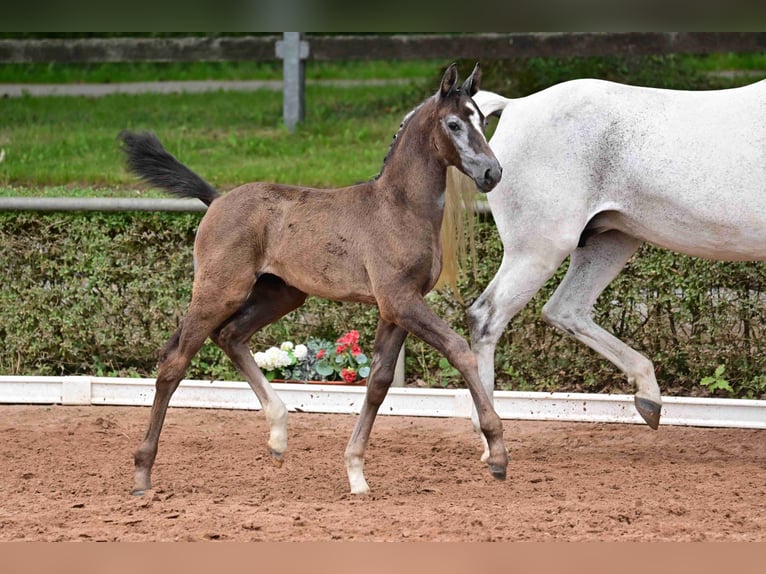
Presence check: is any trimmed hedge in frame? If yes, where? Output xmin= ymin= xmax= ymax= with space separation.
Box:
xmin=0 ymin=211 xmax=380 ymax=381
xmin=2 ymin=211 xmax=766 ymax=399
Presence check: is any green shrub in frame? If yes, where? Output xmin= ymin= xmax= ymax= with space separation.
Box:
xmin=474 ymin=53 xmax=751 ymax=97
xmin=2 ymin=210 xmax=766 ymax=398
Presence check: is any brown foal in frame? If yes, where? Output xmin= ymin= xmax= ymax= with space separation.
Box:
xmin=120 ymin=63 xmax=506 ymax=495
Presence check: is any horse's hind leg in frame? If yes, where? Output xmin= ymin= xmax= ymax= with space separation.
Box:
xmin=211 ymin=274 xmax=307 ymax=466
xmin=343 ymin=318 xmax=407 ymax=494
xmin=540 ymin=230 xmax=662 ymax=428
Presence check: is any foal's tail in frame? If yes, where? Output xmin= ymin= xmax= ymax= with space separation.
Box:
xmin=118 ymin=130 xmax=221 ymax=206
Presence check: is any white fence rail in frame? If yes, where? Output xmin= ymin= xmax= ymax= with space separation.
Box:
xmin=2 ymin=375 xmax=765 ymax=429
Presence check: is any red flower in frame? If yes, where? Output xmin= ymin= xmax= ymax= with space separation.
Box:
xmin=316 ymin=349 xmax=326 ymax=359
xmin=351 ymin=344 xmax=362 ymax=356
xmin=336 ymin=344 xmax=347 ymax=354
xmin=336 ymin=330 xmax=360 ymax=346
xmin=341 ymin=368 xmax=357 ymax=383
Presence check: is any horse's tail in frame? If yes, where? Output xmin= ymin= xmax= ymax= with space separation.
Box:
xmin=435 ymin=167 xmax=478 ymax=301
xmin=118 ymin=130 xmax=221 ymax=206
xmin=472 ymin=90 xmax=510 ymax=118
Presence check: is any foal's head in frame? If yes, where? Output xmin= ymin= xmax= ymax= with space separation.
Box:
xmin=430 ymin=63 xmax=502 ymax=193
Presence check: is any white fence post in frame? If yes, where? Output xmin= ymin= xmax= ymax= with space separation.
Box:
xmin=392 ymin=345 xmax=406 ymax=387
xmin=275 ymin=32 xmax=309 ymax=132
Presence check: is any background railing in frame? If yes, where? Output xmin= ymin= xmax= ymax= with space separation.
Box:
xmin=3 ymin=32 xmax=766 ymax=62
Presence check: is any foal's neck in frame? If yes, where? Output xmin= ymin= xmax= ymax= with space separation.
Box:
xmin=375 ymin=110 xmax=447 ymax=220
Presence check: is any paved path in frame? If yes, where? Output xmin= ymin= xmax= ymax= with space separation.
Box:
xmin=0 ymin=78 xmax=412 ymax=98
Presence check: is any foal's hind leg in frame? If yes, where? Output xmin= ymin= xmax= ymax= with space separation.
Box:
xmin=132 ymin=271 xmax=256 ymax=495
xmin=211 ymin=274 xmax=307 ymax=466
xmin=133 ymin=303 xmax=241 ymax=495
xmin=343 ymin=318 xmax=408 ymax=494
xmin=540 ymin=230 xmax=663 ymax=428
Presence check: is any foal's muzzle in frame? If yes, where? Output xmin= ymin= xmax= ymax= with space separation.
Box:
xmin=476 ymin=160 xmax=503 ymax=193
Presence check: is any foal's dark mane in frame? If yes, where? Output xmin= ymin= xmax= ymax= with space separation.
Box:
xmin=375 ymin=102 xmax=425 ymax=180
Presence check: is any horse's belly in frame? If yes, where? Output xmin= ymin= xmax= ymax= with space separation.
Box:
xmin=609 ymin=209 xmax=766 ymax=262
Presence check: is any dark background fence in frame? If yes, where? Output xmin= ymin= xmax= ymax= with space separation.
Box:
xmin=3 ymin=32 xmax=766 ymax=62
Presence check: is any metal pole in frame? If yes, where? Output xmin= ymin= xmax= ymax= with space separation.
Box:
xmin=0 ymin=197 xmax=207 ymax=212
xmin=275 ymin=32 xmax=309 ymax=132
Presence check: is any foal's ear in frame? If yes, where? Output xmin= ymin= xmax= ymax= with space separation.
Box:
xmin=439 ymin=63 xmax=459 ymax=97
xmin=461 ymin=62 xmax=482 ymax=96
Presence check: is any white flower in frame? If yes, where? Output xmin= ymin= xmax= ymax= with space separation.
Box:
xmin=252 ymin=351 xmax=268 ymax=369
xmin=253 ymin=346 xmax=292 ymax=370
xmin=266 ymin=346 xmax=292 ymax=369
xmin=280 ymin=341 xmax=294 ymax=351
xmin=294 ymin=344 xmax=308 ymax=360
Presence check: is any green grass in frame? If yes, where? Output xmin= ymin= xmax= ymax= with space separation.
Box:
xmin=680 ymin=52 xmax=766 ymax=71
xmin=2 ymin=53 xmax=764 ymax=198
xmin=0 ymin=82 xmax=432 ymax=195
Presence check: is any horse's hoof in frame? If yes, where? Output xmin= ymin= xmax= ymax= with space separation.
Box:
xmin=489 ymin=464 xmax=507 ymax=481
xmin=269 ymin=449 xmax=284 ymax=468
xmin=635 ymin=396 xmax=661 ymax=430
xmin=131 ymin=488 xmax=146 ymax=497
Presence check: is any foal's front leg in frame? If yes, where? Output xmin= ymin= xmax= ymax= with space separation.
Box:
xmin=344 ymin=319 xmax=408 ymax=494
xmin=383 ymin=295 xmax=508 ymax=482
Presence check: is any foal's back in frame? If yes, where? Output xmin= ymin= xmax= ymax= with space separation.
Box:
xmin=490 ymin=78 xmax=766 ymax=260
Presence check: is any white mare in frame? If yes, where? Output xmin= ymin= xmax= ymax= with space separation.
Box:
xmin=456 ymin=78 xmax=766 ymax=454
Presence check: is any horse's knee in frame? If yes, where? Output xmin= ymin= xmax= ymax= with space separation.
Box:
xmin=541 ymin=298 xmax=584 ymax=335
xmin=467 ymin=297 xmax=492 ymax=344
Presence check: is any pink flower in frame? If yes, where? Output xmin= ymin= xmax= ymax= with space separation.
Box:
xmin=316 ymin=349 xmax=326 ymax=359
xmin=336 ymin=344 xmax=347 ymax=354
xmin=341 ymin=368 xmax=357 ymax=383
xmin=351 ymin=344 xmax=362 ymax=356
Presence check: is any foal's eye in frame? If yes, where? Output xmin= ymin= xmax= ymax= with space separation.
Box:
xmin=447 ymin=121 xmax=461 ymax=132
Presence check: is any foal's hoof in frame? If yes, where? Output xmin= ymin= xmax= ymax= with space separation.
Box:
xmin=269 ymin=448 xmax=284 ymax=468
xmin=635 ymin=396 xmax=662 ymax=430
xmin=489 ymin=464 xmax=507 ymax=481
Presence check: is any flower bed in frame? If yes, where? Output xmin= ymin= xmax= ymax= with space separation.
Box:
xmin=252 ymin=330 xmax=370 ymax=385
